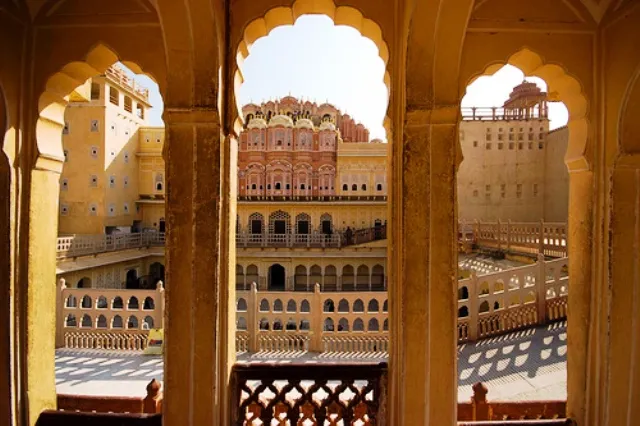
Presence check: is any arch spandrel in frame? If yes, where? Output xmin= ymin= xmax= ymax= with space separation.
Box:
xmin=619 ymin=67 xmax=640 ymax=156
xmin=230 ymin=0 xmax=393 ymax=138
xmin=460 ymin=46 xmax=592 ymax=172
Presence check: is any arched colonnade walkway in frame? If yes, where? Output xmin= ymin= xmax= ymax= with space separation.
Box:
xmin=0 ymin=1 xmax=639 ymax=425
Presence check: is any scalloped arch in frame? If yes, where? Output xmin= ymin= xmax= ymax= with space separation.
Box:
xmin=234 ymin=0 xmax=391 ymax=139
xmin=465 ymin=48 xmax=590 ymax=172
xmin=36 ymin=44 xmax=161 ymax=170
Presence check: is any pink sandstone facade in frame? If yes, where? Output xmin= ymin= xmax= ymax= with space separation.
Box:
xmin=238 ymin=97 xmax=376 ymax=198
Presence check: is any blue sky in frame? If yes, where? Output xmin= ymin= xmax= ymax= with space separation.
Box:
xmin=133 ymin=15 xmax=568 ymax=136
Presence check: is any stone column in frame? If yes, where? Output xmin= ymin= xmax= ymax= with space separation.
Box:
xmin=388 ymin=108 xmax=457 ymax=425
xmin=565 ymin=169 xmax=593 ymax=426
xmin=311 ymin=283 xmax=323 ymax=352
xmin=55 ymin=279 xmax=67 ymax=348
xmin=163 ymin=109 xmax=236 ymax=426
xmin=24 ymin=156 xmax=63 ymax=424
xmin=604 ymin=158 xmax=640 ymax=426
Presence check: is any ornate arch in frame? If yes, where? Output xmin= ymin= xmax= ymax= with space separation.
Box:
xmin=462 ymin=48 xmax=590 ymax=172
xmin=232 ymin=0 xmax=392 ymax=139
xmin=36 ymin=44 xmax=164 ymax=168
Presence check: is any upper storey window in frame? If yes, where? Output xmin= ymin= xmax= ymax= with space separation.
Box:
xmin=297 ymin=132 xmax=312 ymax=151
xmin=320 ymin=133 xmax=336 ymax=151
xmin=90 ymin=83 xmax=100 ymax=101
xmin=109 ymin=87 xmax=119 ymax=106
xmin=124 ymin=96 xmax=133 ymax=113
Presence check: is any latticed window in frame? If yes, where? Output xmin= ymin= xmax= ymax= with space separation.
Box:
xmin=249 ymin=212 xmax=265 ymax=234
xmin=269 ymin=210 xmax=291 ymax=235
xmin=320 ymin=213 xmax=332 ymax=234
xmin=295 ymin=213 xmax=311 ymax=234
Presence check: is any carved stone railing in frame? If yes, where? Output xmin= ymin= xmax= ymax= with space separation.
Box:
xmin=56 ymin=232 xmax=165 ymax=258
xmin=57 ymin=256 xmax=567 ymax=352
xmin=461 ymin=220 xmax=567 ymax=258
xmin=36 ymin=411 xmax=162 ymax=426
xmin=56 ymin=280 xmax=165 ymax=350
xmin=458 ymin=382 xmax=566 ymax=422
xmin=461 ymin=106 xmax=548 ymax=121
xmin=457 ymin=255 xmax=568 ymax=342
xmin=231 ymin=362 xmax=387 ymax=425
xmin=57 ymin=379 xmax=162 ymax=414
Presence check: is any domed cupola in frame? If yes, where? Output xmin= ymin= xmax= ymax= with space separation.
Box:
xmin=268 ymin=114 xmax=294 ymax=128
xmin=295 ymin=118 xmax=314 ymax=130
xmin=247 ymin=117 xmax=267 ymax=130
xmin=319 ymin=121 xmax=336 ymax=131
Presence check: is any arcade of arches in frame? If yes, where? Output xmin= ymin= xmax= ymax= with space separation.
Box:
xmin=1 ymin=1 xmax=639 ymax=426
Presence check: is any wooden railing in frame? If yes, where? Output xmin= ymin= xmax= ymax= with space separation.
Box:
xmin=56 ymin=232 xmax=165 ymax=258
xmin=231 ymin=362 xmax=387 ymax=425
xmin=56 ymin=256 xmax=568 ymax=351
xmin=460 ymin=220 xmax=567 ymax=258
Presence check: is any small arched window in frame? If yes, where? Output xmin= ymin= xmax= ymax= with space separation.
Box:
xmin=342 ymin=184 xmax=348 ymax=191
xmin=377 ymin=184 xmax=382 ymax=191
xmin=251 ymin=184 xmax=257 ymax=190
xmin=361 ymin=184 xmax=367 ymax=191
xmin=352 ymin=184 xmax=357 ymax=191
xmin=156 ymin=182 xmax=163 ymax=191
xmin=275 ymin=182 xmax=281 ymax=190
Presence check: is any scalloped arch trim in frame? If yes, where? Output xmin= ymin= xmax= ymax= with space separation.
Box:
xmin=234 ymin=0 xmax=391 ymax=139
xmin=466 ymin=48 xmax=590 ymax=172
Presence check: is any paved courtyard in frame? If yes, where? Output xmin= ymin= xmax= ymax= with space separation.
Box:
xmin=55 ymin=321 xmax=567 ymax=402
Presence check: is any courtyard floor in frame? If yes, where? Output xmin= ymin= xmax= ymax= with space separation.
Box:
xmin=55 ymin=320 xmax=567 ymax=402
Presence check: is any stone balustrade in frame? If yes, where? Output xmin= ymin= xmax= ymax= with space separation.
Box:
xmin=56 ymin=256 xmax=567 ymax=352
xmin=463 ymin=220 xmax=567 ymax=258
xmin=56 ymin=232 xmax=165 ymax=258
xmin=56 ymin=280 xmax=165 ymax=350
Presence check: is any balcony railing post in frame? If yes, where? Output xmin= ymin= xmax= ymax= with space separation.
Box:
xmin=536 ymin=254 xmax=547 ymax=324
xmin=539 ymin=219 xmax=545 ymax=254
xmin=311 ymin=283 xmax=323 ymax=352
xmin=506 ymin=220 xmax=512 ymax=251
xmin=471 ymin=382 xmax=489 ymax=421
xmin=156 ymin=281 xmax=165 ymax=329
xmin=248 ymin=282 xmax=258 ymax=352
xmin=143 ymin=379 xmax=163 ymax=413
xmin=468 ymin=272 xmax=479 ymax=341
xmin=497 ymin=219 xmax=502 ymax=250
xmin=56 ymin=278 xmax=66 ymax=348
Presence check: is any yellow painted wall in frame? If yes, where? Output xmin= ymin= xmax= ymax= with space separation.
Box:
xmin=59 ymin=75 xmax=152 ymax=235
xmin=336 ymin=141 xmax=387 ymax=196
xmin=237 ymin=202 xmax=387 ymax=231
xmin=58 ymin=255 xmax=164 ymax=289
xmin=457 ymin=119 xmax=567 ymax=222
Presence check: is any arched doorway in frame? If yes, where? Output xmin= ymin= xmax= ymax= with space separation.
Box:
xmin=149 ymin=262 xmax=165 ymax=288
xmin=125 ymin=269 xmax=139 ymax=289
xmin=77 ymin=277 xmax=92 ymax=288
xmin=268 ymin=264 xmax=286 ymax=291
xmin=159 ymin=217 xmax=165 ymax=233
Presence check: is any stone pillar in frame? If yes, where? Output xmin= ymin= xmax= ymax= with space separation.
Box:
xmin=565 ymin=169 xmax=593 ymax=426
xmin=468 ymin=272 xmax=479 ymax=341
xmin=156 ymin=281 xmax=165 ymax=329
xmin=55 ymin=279 xmax=67 ymax=348
xmin=248 ymin=282 xmax=258 ymax=352
xmin=25 ymin=158 xmax=63 ymax=423
xmin=536 ymin=254 xmax=547 ymax=324
xmin=388 ymin=109 xmax=457 ymax=426
xmin=311 ymin=283 xmax=323 ymax=352
xmin=604 ymin=159 xmax=640 ymax=426
xmin=163 ymin=109 xmax=236 ymax=426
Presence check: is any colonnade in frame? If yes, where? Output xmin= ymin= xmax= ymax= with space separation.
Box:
xmin=1 ymin=1 xmax=639 ymax=426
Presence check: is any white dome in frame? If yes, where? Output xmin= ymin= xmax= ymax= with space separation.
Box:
xmin=319 ymin=121 xmax=336 ymax=131
xmin=268 ymin=114 xmax=294 ymax=128
xmin=296 ymin=118 xmax=314 ymax=129
xmin=247 ymin=117 xmax=267 ymax=129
